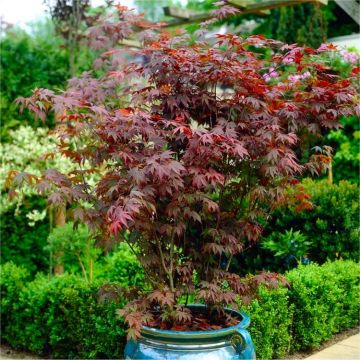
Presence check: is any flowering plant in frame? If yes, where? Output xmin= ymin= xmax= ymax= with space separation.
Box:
xmin=10 ymin=4 xmax=359 ymax=339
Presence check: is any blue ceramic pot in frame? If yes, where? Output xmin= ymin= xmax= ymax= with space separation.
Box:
xmin=124 ymin=304 xmax=256 ymax=359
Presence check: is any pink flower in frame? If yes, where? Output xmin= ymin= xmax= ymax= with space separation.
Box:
xmin=283 ymin=57 xmax=294 ymax=64
xmin=288 ymin=74 xmax=301 ymax=82
xmin=318 ymin=43 xmax=329 ymax=52
xmin=288 ymin=71 xmax=311 ymax=83
xmin=263 ymin=67 xmax=279 ymax=82
xmin=340 ymin=49 xmax=359 ymax=64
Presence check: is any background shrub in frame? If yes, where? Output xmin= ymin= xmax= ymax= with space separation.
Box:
xmin=236 ymin=179 xmax=359 ymax=273
xmin=0 ymin=126 xmax=74 ymax=275
xmin=0 ymin=198 xmax=49 ymax=275
xmin=0 ymin=262 xmax=30 ymax=335
xmin=327 ymin=116 xmax=359 ymax=184
xmin=46 ymin=222 xmax=101 ymax=281
xmin=0 ymin=23 xmax=69 ymax=134
xmin=279 ymin=179 xmax=359 ymax=264
xmin=94 ymin=243 xmax=144 ymax=287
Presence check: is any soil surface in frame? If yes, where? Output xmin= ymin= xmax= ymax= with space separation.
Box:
xmin=0 ymin=344 xmax=39 ymax=359
xmin=0 ymin=327 xmax=358 ymax=359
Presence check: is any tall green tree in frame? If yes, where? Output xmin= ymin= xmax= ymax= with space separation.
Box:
xmin=0 ymin=22 xmax=70 ymax=135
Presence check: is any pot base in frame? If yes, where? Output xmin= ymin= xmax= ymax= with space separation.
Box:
xmin=124 ymin=305 xmax=256 ymax=360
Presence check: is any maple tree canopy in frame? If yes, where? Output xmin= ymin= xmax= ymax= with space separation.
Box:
xmin=10 ymin=3 xmax=359 ymax=339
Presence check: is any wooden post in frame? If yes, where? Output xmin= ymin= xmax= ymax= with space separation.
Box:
xmin=328 ymin=158 xmax=333 ymax=184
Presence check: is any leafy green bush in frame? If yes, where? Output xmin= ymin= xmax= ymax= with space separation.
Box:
xmin=94 ymin=243 xmax=144 ymax=287
xmin=244 ymin=286 xmax=293 ymax=360
xmin=262 ymin=229 xmax=311 ymax=269
xmin=0 ymin=23 xmax=69 ymax=134
xmin=0 ymin=197 xmax=50 ymax=274
xmin=284 ymin=179 xmax=359 ymax=263
xmin=236 ymin=179 xmax=360 ymax=274
xmin=287 ymin=261 xmax=360 ymax=351
xmin=1 ymin=21 xmax=94 ymax=137
xmin=46 ymin=222 xmax=101 ymax=281
xmin=236 ymin=179 xmax=359 ymax=274
xmin=244 ymin=260 xmax=360 ymax=358
xmin=0 ymin=126 xmax=75 ymax=274
xmin=0 ymin=262 xmax=30 ymax=334
xmin=1 ymin=263 xmax=126 ymax=359
xmin=0 ymin=126 xmax=74 ymax=212
xmin=327 ymin=115 xmax=359 ymax=184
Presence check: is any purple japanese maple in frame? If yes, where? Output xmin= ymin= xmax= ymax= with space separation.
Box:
xmin=12 ymin=4 xmax=359 ymax=338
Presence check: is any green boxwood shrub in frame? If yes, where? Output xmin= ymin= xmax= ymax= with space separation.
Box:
xmin=244 ymin=286 xmax=294 ymax=360
xmin=287 ymin=261 xmax=360 ymax=351
xmin=243 ymin=260 xmax=360 ymax=358
xmin=1 ymin=260 xmax=359 ymax=359
xmin=1 ymin=263 xmax=126 ymax=359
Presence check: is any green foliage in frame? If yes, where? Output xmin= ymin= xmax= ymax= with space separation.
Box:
xmin=244 ymin=286 xmax=293 ymax=360
xmin=0 ymin=21 xmax=94 ymax=137
xmin=0 ymin=262 xmax=30 ymax=333
xmin=287 ymin=261 xmax=360 ymax=351
xmin=0 ymin=197 xmax=50 ymax=275
xmin=0 ymin=125 xmax=74 ymax=213
xmin=236 ymin=179 xmax=359 ymax=273
xmin=94 ymin=243 xmax=144 ymax=287
xmin=262 ymin=229 xmax=311 ymax=267
xmin=327 ymin=116 xmax=360 ymax=184
xmin=268 ymin=179 xmax=359 ymax=265
xmin=0 ymin=126 xmax=73 ymax=275
xmin=0 ymin=23 xmax=69 ymax=133
xmin=1 ymin=263 xmax=126 ymax=359
xmin=46 ymin=222 xmax=101 ymax=281
xmin=2 ymin=260 xmax=358 ymax=359
xmin=243 ymin=260 xmax=360 ymax=358
xmin=270 ymin=4 xmax=327 ymax=48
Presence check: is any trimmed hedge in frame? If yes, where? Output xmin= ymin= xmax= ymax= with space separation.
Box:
xmin=245 ymin=260 xmax=360 ymax=359
xmin=286 ymin=260 xmax=360 ymax=351
xmin=1 ymin=260 xmax=359 ymax=359
xmin=1 ymin=263 xmax=126 ymax=359
xmin=245 ymin=286 xmax=294 ymax=359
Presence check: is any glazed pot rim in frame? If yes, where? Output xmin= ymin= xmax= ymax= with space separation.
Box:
xmin=141 ymin=304 xmax=250 ymax=339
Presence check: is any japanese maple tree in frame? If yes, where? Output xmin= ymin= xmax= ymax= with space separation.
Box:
xmin=12 ymin=3 xmax=359 ymax=339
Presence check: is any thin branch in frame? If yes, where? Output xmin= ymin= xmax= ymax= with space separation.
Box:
xmin=76 ymin=253 xmax=88 ymax=283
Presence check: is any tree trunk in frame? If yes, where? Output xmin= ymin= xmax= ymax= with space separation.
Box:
xmin=53 ymin=205 xmax=66 ymax=274
xmin=328 ymin=158 xmax=333 ymax=184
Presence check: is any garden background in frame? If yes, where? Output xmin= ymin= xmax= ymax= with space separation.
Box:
xmin=0 ymin=0 xmax=359 ymax=359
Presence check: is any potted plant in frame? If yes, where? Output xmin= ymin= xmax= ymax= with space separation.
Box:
xmin=11 ymin=3 xmax=358 ymax=359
